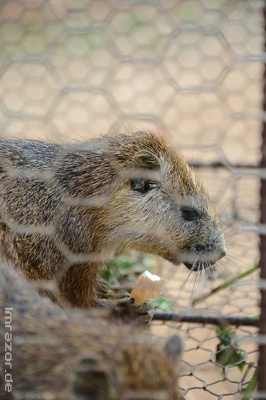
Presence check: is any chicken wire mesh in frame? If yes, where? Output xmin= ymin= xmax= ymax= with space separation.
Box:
xmin=0 ymin=0 xmax=265 ymax=399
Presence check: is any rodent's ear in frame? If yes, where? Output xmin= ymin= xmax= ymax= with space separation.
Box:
xmin=164 ymin=335 xmax=183 ymax=361
xmin=73 ymin=354 xmax=112 ymax=398
xmin=133 ymin=150 xmax=161 ymax=170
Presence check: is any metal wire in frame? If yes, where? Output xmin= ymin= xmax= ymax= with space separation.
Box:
xmin=0 ymin=1 xmax=265 ymax=399
xmin=257 ymin=5 xmax=266 ymax=400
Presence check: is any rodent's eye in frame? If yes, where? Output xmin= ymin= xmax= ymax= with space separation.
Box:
xmin=130 ymin=179 xmax=159 ymax=194
xmin=181 ymin=207 xmax=201 ymax=221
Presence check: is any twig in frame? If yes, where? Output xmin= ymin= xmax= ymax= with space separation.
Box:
xmin=191 ymin=265 xmax=259 ymax=306
xmin=152 ymin=312 xmax=258 ymax=327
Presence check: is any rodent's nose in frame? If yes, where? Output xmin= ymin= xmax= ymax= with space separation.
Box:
xmin=220 ymin=249 xmax=226 ymax=259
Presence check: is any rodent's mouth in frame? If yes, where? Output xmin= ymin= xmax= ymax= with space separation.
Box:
xmin=166 ymin=254 xmax=214 ymax=270
xmin=183 ymin=261 xmax=215 ymax=271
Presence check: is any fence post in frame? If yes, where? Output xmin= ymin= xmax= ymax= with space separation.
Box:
xmin=258 ymin=6 xmax=266 ymax=400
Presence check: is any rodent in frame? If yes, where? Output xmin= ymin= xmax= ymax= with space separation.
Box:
xmin=0 ymin=257 xmax=182 ymax=400
xmin=0 ymin=131 xmax=226 ymax=310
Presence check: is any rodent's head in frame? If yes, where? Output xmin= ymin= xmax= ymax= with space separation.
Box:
xmin=73 ymin=334 xmax=181 ymax=400
xmin=103 ymin=131 xmax=226 ymax=271
xmin=59 ymin=130 xmax=226 ymax=271
xmin=118 ymin=334 xmax=181 ymax=399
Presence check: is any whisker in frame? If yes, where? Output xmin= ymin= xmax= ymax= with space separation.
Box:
xmin=178 ymin=255 xmax=201 ymax=311
xmin=187 ymin=271 xmax=199 ymax=310
xmin=174 ymin=268 xmax=194 ymax=308
xmin=226 ymin=254 xmax=257 ymax=269
xmin=219 ymin=259 xmax=243 ymax=277
xmin=224 ymin=239 xmax=257 ymax=247
xmin=200 ymin=264 xmax=208 ymax=302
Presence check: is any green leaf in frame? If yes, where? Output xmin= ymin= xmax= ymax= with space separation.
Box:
xmin=106 ymin=257 xmax=134 ymax=270
xmin=241 ymin=367 xmax=257 ymax=400
xmin=152 ymin=295 xmax=174 ymax=311
xmin=100 ymin=265 xmax=119 ymax=285
xmin=215 ymin=325 xmax=246 ymax=371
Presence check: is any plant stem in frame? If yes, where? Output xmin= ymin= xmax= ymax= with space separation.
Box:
xmin=192 ymin=265 xmax=259 ymax=306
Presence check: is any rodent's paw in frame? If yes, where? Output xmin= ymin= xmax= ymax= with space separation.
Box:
xmin=113 ymin=298 xmax=154 ymax=326
xmin=109 ymin=289 xmax=130 ymax=300
xmin=97 ymin=278 xmax=130 ymax=300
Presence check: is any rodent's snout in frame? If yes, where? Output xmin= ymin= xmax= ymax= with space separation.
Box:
xmin=220 ymin=249 xmax=226 ymax=259
xmin=215 ymin=243 xmax=227 ymax=262
xmin=181 ymin=244 xmax=226 ymax=271
xmin=183 ymin=261 xmax=214 ymax=271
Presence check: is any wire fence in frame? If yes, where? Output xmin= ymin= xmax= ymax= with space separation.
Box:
xmin=0 ymin=0 xmax=265 ymax=399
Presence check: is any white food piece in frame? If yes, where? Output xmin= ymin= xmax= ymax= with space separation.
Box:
xmin=130 ymin=270 xmax=165 ymax=306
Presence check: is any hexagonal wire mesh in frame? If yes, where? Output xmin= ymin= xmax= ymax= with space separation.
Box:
xmin=0 ymin=0 xmax=265 ymax=399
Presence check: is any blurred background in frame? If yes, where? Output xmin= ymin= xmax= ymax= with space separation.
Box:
xmin=0 ymin=1 xmax=264 ymax=399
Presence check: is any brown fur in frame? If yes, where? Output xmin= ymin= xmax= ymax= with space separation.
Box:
xmin=0 ymin=259 xmax=181 ymax=400
xmin=0 ymin=131 xmax=226 ymax=309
